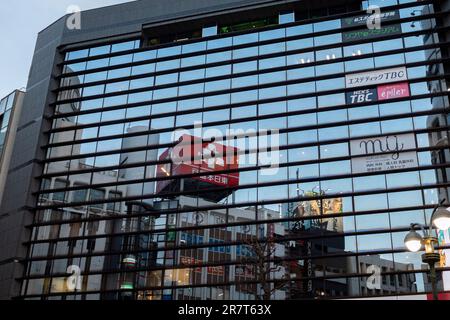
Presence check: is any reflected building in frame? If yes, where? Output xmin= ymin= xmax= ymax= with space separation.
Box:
xmin=355 ymin=255 xmax=417 ymax=296
xmin=150 ymin=136 xmax=285 ymax=300
xmin=154 ymin=197 xmax=286 ymax=300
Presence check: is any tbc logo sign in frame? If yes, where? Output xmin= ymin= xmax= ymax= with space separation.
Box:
xmin=346 ymin=82 xmax=410 ymax=105
xmin=346 ymin=88 xmax=378 ymax=105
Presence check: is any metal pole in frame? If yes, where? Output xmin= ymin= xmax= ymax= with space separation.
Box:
xmin=424 ymin=199 xmax=446 ymax=301
xmin=429 ymin=261 xmax=439 ymax=301
xmin=428 ymin=199 xmax=446 ymax=237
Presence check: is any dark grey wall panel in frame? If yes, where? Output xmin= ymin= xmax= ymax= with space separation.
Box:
xmin=0 ymin=16 xmax=66 ymax=299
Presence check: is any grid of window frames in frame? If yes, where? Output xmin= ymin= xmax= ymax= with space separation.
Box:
xmin=21 ymin=0 xmax=450 ymax=300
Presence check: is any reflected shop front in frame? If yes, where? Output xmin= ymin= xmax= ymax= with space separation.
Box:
xmin=13 ymin=0 xmax=450 ymax=300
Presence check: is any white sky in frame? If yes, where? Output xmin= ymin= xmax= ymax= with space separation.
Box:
xmin=0 ymin=0 xmax=135 ymax=98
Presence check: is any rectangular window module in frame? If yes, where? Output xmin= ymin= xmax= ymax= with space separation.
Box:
xmin=203 ymin=24 xmax=218 ymax=37
xmin=279 ymin=11 xmax=295 ymax=24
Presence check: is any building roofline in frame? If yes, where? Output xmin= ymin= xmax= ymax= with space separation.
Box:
xmin=38 ymin=0 xmax=139 ymax=35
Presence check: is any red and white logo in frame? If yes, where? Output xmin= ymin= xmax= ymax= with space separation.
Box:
xmin=156 ymin=135 xmax=240 ymax=193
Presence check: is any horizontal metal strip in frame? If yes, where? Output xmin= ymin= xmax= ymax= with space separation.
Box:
xmin=19 ymin=249 xmax=440 ymax=287
xmin=47 ymin=67 xmax=450 ymax=137
xmin=37 ymin=144 xmax=450 ymax=195
xmin=23 ymin=209 xmax=448 ymax=257
xmin=55 ymin=29 xmax=449 ymax=94
xmin=52 ymin=46 xmax=450 ymax=108
xmin=43 ymin=106 xmax=450 ymax=163
xmin=18 ymin=247 xmax=450 ymax=288
xmin=59 ymin=0 xmax=435 ymax=60
xmin=26 ymin=201 xmax=445 ymax=232
xmin=45 ymin=90 xmax=450 ymax=150
xmin=33 ymin=183 xmax=448 ymax=233
xmin=48 ymin=64 xmax=450 ymax=131
xmin=57 ymin=2 xmax=441 ymax=72
xmin=57 ymin=0 xmax=293 ymax=56
xmin=59 ymin=1 xmax=435 ymax=64
xmin=34 ymin=179 xmax=450 ymax=220
xmin=18 ymin=284 xmax=449 ymax=301
xmin=24 ymin=214 xmax=413 ymax=247
xmin=18 ymin=283 xmax=450 ymax=301
xmin=39 ymin=125 xmax=450 ymax=180
xmin=24 ymin=225 xmax=449 ymax=267
xmin=23 ymin=233 xmax=450 ymax=276
xmin=38 ymin=145 xmax=449 ymax=194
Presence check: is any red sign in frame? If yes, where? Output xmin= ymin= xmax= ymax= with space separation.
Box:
xmin=156 ymin=135 xmax=240 ymax=194
xmin=180 ymin=257 xmax=224 ymax=275
xmin=180 ymin=257 xmax=202 ymax=272
xmin=377 ymin=82 xmax=410 ymax=101
xmin=207 ymin=266 xmax=225 ymax=276
xmin=427 ymin=292 xmax=450 ymax=300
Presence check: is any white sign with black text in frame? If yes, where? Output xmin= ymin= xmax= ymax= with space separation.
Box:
xmin=350 ymin=133 xmax=418 ymax=174
xmin=345 ymin=67 xmax=408 ymax=88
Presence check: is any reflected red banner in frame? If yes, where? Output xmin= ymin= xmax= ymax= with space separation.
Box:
xmin=156 ymin=134 xmax=240 ymax=193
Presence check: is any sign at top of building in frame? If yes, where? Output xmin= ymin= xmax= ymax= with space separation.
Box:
xmin=342 ymin=24 xmax=402 ymax=43
xmin=345 ymin=66 xmax=408 ymax=89
xmin=341 ymin=10 xmax=401 ymax=42
xmin=346 ymin=82 xmax=410 ymax=105
xmin=341 ymin=10 xmax=400 ymax=28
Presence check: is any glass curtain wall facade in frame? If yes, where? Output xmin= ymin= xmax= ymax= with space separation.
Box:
xmin=20 ymin=0 xmax=450 ymax=300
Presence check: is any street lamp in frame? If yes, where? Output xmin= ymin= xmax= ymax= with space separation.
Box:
xmin=404 ymin=199 xmax=450 ymax=300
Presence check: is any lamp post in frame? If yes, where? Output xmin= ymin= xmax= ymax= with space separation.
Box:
xmin=404 ymin=199 xmax=450 ymax=300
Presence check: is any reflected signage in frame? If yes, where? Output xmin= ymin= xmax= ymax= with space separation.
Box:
xmin=294 ymin=194 xmax=343 ymax=233
xmin=437 ymin=227 xmax=450 ymax=291
xmin=156 ymin=134 xmax=240 ymax=194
